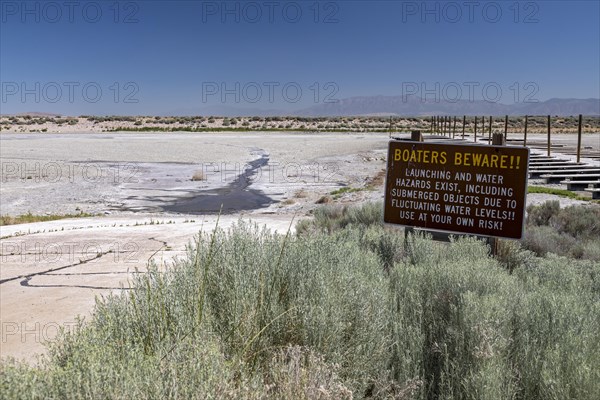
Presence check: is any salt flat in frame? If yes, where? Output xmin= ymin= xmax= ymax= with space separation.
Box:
xmin=0 ymin=132 xmax=390 ymax=216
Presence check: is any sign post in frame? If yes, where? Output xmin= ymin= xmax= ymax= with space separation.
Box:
xmin=384 ymin=140 xmax=529 ymax=240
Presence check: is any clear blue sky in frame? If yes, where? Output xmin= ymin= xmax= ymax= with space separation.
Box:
xmin=1 ymin=0 xmax=599 ymax=115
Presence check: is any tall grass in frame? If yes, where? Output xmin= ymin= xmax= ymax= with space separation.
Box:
xmin=2 ymin=209 xmax=599 ymax=399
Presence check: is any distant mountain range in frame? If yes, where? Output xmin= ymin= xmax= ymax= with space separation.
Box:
xmin=0 ymin=112 xmax=63 ymax=117
xmin=8 ymin=98 xmax=600 ymax=118
xmin=165 ymin=97 xmax=600 ymax=117
xmin=295 ymin=97 xmax=600 ymax=117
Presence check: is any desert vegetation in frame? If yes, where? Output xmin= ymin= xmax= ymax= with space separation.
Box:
xmin=1 ymin=115 xmax=598 ymax=134
xmin=523 ymin=200 xmax=600 ymax=260
xmin=0 ymin=212 xmax=93 ymax=226
xmin=1 ymin=201 xmax=599 ymax=399
xmin=528 ymin=185 xmax=599 ymax=202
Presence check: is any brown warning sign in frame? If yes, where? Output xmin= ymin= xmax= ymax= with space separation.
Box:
xmin=384 ymin=141 xmax=530 ymax=239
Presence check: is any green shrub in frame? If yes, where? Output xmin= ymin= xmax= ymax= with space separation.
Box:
xmin=526 ymin=200 xmax=560 ymax=226
xmin=523 ymin=201 xmax=600 ymax=259
xmin=522 ymin=225 xmax=577 ymax=257
xmin=2 ymin=207 xmax=599 ymax=399
xmin=298 ymin=202 xmax=383 ymax=235
xmin=551 ymin=204 xmax=600 ymax=239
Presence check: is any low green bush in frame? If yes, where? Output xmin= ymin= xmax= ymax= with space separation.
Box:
xmin=2 ymin=215 xmax=599 ymax=399
xmin=523 ymin=201 xmax=600 ymax=260
xmin=297 ymin=202 xmax=383 ymax=235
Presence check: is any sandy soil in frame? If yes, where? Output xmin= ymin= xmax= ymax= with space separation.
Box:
xmin=1 ymin=131 xmax=598 ymax=363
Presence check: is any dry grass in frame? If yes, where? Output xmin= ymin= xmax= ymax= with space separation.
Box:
xmin=315 ymin=195 xmax=332 ymax=204
xmin=367 ymin=169 xmax=386 ymax=188
xmin=294 ymin=189 xmax=308 ymax=199
xmin=191 ymin=171 xmax=206 ymax=181
xmin=0 ymin=212 xmax=93 ymax=226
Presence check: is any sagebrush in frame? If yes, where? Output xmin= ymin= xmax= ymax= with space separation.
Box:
xmin=2 ymin=204 xmax=599 ymax=399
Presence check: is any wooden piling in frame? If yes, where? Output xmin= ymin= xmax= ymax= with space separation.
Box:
xmin=411 ymin=130 xmax=423 ymax=142
xmin=452 ymin=116 xmax=457 ymax=139
xmin=492 ymin=132 xmax=506 ymax=146
xmin=444 ymin=116 xmax=448 ymax=136
xmin=547 ymin=115 xmax=551 ymax=157
xmin=523 ymin=115 xmax=528 ymax=147
xmin=441 ymin=116 xmax=445 ymax=136
xmin=577 ymin=114 xmax=583 ymax=163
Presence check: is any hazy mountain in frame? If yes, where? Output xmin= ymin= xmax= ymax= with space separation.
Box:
xmin=296 ymin=97 xmax=600 ymax=117
xmin=166 ymin=105 xmax=288 ymax=117
xmin=514 ymin=98 xmax=600 ymax=116
xmin=10 ymin=98 xmax=599 ymax=118
xmin=0 ymin=112 xmax=64 ymax=117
